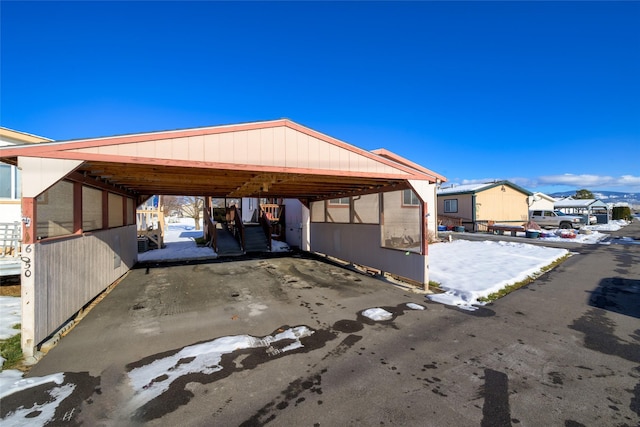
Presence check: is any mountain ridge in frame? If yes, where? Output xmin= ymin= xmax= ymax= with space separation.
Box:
xmin=549 ymin=190 xmax=640 ymax=206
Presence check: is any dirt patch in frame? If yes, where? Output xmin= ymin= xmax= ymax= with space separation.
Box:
xmin=1 ymin=276 xmax=21 ymax=297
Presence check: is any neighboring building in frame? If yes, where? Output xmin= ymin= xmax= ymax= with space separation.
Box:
xmin=528 ymin=192 xmax=556 ymax=212
xmin=554 ymin=198 xmax=610 ymax=224
xmin=1 ymin=128 xmax=51 ymax=276
xmin=0 ymin=127 xmax=51 ymax=223
xmin=437 ymin=180 xmax=533 ymax=231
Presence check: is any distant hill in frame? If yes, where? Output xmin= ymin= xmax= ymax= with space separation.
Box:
xmin=550 ymin=191 xmax=640 ymax=206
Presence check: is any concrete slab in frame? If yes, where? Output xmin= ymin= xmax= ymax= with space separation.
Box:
xmin=26 ymin=253 xmax=425 ymax=378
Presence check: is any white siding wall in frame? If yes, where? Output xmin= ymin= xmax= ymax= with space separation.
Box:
xmin=529 ymin=198 xmax=555 ymax=212
xmin=0 ymin=203 xmax=21 ymax=223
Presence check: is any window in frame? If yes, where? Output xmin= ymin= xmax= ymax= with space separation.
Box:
xmin=310 ymin=201 xmax=325 ymax=222
xmin=0 ymin=165 xmax=11 ymax=198
xmin=444 ymin=199 xmax=458 ymax=213
xmin=327 ymin=198 xmax=350 ymax=223
xmin=37 ymin=180 xmax=74 ymax=239
xmin=82 ymin=186 xmax=103 ymax=231
xmin=108 ymin=193 xmax=124 ymax=228
xmin=353 ymin=194 xmax=379 ymax=224
xmin=126 ymin=198 xmax=135 ymax=225
xmin=381 ymin=190 xmax=420 ymax=253
xmin=329 ymin=197 xmax=350 ymax=205
xmin=0 ymin=164 xmax=19 ymax=199
xmin=402 ymin=189 xmax=420 ymax=206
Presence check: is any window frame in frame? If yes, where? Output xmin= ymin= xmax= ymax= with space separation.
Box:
xmin=402 ymin=189 xmax=420 ymax=207
xmin=444 ymin=199 xmax=458 ymax=213
xmin=328 ymin=197 xmax=350 ymax=207
xmin=0 ymin=164 xmax=19 ymax=200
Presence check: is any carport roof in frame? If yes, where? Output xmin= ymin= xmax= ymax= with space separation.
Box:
xmin=554 ymin=198 xmax=609 ymax=209
xmin=0 ymin=119 xmax=446 ymax=201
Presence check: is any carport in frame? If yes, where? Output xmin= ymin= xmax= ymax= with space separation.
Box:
xmin=0 ymin=119 xmax=445 ymax=357
xmin=554 ymin=198 xmax=610 ymax=224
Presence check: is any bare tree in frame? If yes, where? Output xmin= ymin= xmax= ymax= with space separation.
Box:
xmin=161 ymin=195 xmax=183 ymax=217
xmin=179 ymin=196 xmax=205 ymax=230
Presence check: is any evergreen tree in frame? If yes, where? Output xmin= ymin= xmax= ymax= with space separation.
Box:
xmin=574 ymin=189 xmax=594 ymax=199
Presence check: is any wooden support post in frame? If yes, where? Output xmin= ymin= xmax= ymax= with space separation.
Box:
xmin=20 ymin=197 xmax=37 ymax=357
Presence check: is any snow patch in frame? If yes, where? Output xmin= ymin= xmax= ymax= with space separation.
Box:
xmin=362 ymin=308 xmax=393 ymax=321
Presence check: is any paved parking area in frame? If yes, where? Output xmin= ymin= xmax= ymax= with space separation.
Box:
xmin=27 ymin=254 xmax=424 ymax=378
xmin=6 ymin=223 xmax=640 ymax=426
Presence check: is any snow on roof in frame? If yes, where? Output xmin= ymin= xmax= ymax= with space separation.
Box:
xmin=532 ymin=192 xmax=557 ymax=202
xmin=436 ymin=180 xmax=532 ymax=196
xmin=554 ymin=198 xmax=608 ymax=208
xmin=437 ymin=183 xmax=491 ymax=195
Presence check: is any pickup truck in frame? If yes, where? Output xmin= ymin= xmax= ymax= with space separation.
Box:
xmin=529 ymin=210 xmax=584 ymax=229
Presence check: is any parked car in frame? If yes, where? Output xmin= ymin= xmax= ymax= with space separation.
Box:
xmin=529 ymin=210 xmax=584 ymax=229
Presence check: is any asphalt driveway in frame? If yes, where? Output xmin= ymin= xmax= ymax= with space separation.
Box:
xmin=6 ymin=221 xmax=640 ymax=426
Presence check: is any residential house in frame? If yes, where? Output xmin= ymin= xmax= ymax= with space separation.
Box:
xmin=437 ymin=180 xmax=532 ymax=232
xmin=527 ymin=192 xmax=556 ymax=212
xmin=0 ymin=127 xmax=51 ymax=223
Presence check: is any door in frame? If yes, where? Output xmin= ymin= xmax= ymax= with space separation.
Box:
xmin=284 ymin=199 xmax=303 ymax=249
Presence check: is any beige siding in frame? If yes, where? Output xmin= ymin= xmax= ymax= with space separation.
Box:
xmin=475 ymin=186 xmax=529 ymax=223
xmin=33 ymin=226 xmax=137 ymax=345
xmin=18 ymin=157 xmax=83 ymax=198
xmin=294 ymin=131 xmax=309 ymax=169
xmin=437 ymin=193 xmax=474 ymax=221
xmin=71 ymin=126 xmax=411 ymax=176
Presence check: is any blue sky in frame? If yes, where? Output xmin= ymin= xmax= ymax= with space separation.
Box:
xmin=2 ymin=1 xmax=639 ymax=194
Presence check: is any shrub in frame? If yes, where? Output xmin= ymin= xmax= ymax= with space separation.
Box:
xmin=612 ymin=206 xmax=632 ymax=221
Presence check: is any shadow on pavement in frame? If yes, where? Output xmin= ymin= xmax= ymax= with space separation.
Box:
xmin=588 ymin=277 xmax=640 ymax=319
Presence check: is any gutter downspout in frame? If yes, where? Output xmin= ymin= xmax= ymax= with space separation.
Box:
xmin=472 ymin=194 xmax=477 ymax=232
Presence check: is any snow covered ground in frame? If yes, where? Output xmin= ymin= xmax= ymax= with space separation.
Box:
xmin=0 ymin=217 xmax=634 ymax=423
xmin=137 ymin=219 xmax=216 ymax=262
xmin=426 ymin=219 xmax=635 ymax=310
xmin=426 ymin=240 xmax=568 ymax=310
xmin=0 ymin=297 xmax=20 ymax=341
